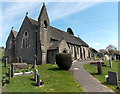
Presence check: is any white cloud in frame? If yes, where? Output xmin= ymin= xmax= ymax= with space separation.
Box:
xmin=48 ymin=2 xmax=99 ymax=21
xmin=94 ymin=42 xmax=100 ymax=46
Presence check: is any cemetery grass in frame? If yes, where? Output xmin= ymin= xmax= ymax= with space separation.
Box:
xmin=2 ymin=63 xmax=84 ymax=92
xmin=0 ymin=62 xmax=2 ymax=93
xmin=84 ymin=60 xmax=120 ymax=93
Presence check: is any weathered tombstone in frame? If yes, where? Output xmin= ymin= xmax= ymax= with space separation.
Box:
xmin=11 ymin=65 xmax=14 ymax=77
xmin=37 ymin=74 xmax=40 ymax=86
xmin=8 ymin=67 xmax=11 ymax=83
xmin=109 ymin=59 xmax=112 ymax=68
xmin=34 ymin=69 xmax=38 ymax=82
xmin=4 ymin=57 xmax=7 ymax=67
xmin=97 ymin=61 xmax=102 ymax=75
xmin=2 ymin=75 xmax=6 ymax=87
xmin=94 ymin=54 xmax=96 ymax=60
xmin=33 ymin=55 xmax=37 ymax=69
xmin=106 ymin=71 xmax=118 ymax=85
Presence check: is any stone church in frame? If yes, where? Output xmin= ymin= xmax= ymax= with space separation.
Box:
xmin=5 ymin=3 xmax=91 ymax=64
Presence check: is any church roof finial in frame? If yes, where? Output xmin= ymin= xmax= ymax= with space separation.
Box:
xmin=26 ymin=12 xmax=28 ymax=16
xmin=43 ymin=3 xmax=45 ymax=6
xmin=11 ymin=27 xmax=13 ymax=30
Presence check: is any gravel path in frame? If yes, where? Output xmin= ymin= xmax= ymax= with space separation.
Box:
xmin=70 ymin=61 xmax=115 ymax=93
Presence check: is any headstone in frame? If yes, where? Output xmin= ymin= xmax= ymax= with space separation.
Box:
xmin=114 ymin=56 xmax=116 ymax=60
xmin=97 ymin=61 xmax=102 ymax=75
xmin=94 ymin=55 xmax=96 ymax=60
xmin=4 ymin=57 xmax=7 ymax=67
xmin=11 ymin=65 xmax=14 ymax=77
xmin=34 ymin=69 xmax=38 ymax=82
xmin=33 ymin=55 xmax=37 ymax=69
xmin=37 ymin=74 xmax=40 ymax=86
xmin=106 ymin=71 xmax=118 ymax=85
xmin=12 ymin=63 xmax=28 ymax=69
xmin=2 ymin=75 xmax=6 ymax=87
xmin=109 ymin=59 xmax=112 ymax=68
xmin=8 ymin=67 xmax=11 ymax=83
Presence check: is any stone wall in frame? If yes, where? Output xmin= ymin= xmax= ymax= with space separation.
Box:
xmin=15 ymin=16 xmax=38 ymax=64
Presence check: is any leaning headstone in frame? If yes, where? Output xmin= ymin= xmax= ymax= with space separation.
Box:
xmin=109 ymin=59 xmax=112 ymax=68
xmin=4 ymin=57 xmax=7 ymax=67
xmin=34 ymin=69 xmax=38 ymax=82
xmin=106 ymin=71 xmax=118 ymax=85
xmin=8 ymin=67 xmax=11 ymax=83
xmin=97 ymin=61 xmax=102 ymax=75
xmin=37 ymin=74 xmax=40 ymax=86
xmin=11 ymin=65 xmax=14 ymax=77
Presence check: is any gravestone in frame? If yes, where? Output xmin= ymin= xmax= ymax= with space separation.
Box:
xmin=2 ymin=75 xmax=6 ymax=87
xmin=8 ymin=67 xmax=11 ymax=83
xmin=109 ymin=59 xmax=112 ymax=68
xmin=33 ymin=55 xmax=37 ymax=69
xmin=34 ymin=69 xmax=38 ymax=82
xmin=11 ymin=65 xmax=14 ymax=77
xmin=4 ymin=57 xmax=7 ymax=67
xmin=12 ymin=63 xmax=28 ymax=69
xmin=106 ymin=71 xmax=118 ymax=85
xmin=97 ymin=61 xmax=102 ymax=75
xmin=37 ymin=74 xmax=40 ymax=86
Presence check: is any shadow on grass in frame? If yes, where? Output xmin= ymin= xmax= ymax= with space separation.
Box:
xmin=30 ymin=78 xmax=34 ymax=81
xmin=31 ymin=82 xmax=37 ymax=86
xmin=6 ymin=80 xmax=9 ymax=84
xmin=90 ymin=73 xmax=99 ymax=75
xmin=47 ymin=68 xmax=60 ymax=71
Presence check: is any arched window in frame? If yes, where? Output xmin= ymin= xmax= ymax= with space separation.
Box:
xmin=9 ymin=39 xmax=12 ymax=49
xmin=44 ymin=20 xmax=47 ymax=29
xmin=21 ymin=30 xmax=29 ymax=48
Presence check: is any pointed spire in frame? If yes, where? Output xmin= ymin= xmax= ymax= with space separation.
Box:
xmin=38 ymin=3 xmax=49 ymax=21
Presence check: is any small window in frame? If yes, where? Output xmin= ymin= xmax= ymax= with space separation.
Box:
xmin=44 ymin=20 xmax=47 ymax=29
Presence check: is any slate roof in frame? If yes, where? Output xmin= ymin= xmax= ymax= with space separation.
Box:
xmin=12 ymin=30 xmax=18 ymax=38
xmin=50 ymin=26 xmax=89 ymax=47
xmin=28 ymin=17 xmax=89 ymax=47
xmin=28 ymin=17 xmax=38 ymax=26
xmin=48 ymin=41 xmax=60 ymax=50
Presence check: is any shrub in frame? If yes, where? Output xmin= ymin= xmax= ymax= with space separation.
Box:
xmin=56 ymin=53 xmax=72 ymax=70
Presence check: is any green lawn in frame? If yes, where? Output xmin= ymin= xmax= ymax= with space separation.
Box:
xmin=0 ymin=49 xmax=4 ymax=59
xmin=2 ymin=63 xmax=84 ymax=92
xmin=0 ymin=62 xmax=2 ymax=93
xmin=84 ymin=60 xmax=120 ymax=93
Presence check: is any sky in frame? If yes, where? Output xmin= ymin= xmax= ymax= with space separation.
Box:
xmin=0 ymin=0 xmax=118 ymax=51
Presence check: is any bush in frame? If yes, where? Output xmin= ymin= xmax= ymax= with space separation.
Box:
xmin=56 ymin=53 xmax=72 ymax=70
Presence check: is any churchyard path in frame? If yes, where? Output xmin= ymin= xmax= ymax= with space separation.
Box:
xmin=70 ymin=61 xmax=115 ymax=93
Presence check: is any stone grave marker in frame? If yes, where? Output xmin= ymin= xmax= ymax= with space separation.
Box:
xmin=11 ymin=65 xmax=14 ymax=77
xmin=37 ymin=74 xmax=40 ymax=86
xmin=4 ymin=57 xmax=8 ymax=67
xmin=8 ymin=67 xmax=11 ymax=83
xmin=34 ymin=69 xmax=38 ymax=82
xmin=109 ymin=59 xmax=112 ymax=68
xmin=97 ymin=61 xmax=102 ymax=75
xmin=106 ymin=71 xmax=118 ymax=85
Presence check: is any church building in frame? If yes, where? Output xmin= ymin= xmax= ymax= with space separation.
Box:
xmin=5 ymin=3 xmax=91 ymax=64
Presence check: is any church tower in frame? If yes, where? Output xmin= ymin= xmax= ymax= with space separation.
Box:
xmin=38 ymin=3 xmax=51 ymax=64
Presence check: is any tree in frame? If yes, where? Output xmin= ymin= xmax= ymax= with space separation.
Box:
xmin=67 ymin=28 xmax=74 ymax=35
xmin=106 ymin=44 xmax=117 ymax=55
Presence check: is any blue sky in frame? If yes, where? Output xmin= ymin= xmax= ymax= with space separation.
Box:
xmin=0 ymin=1 xmax=118 ymax=51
